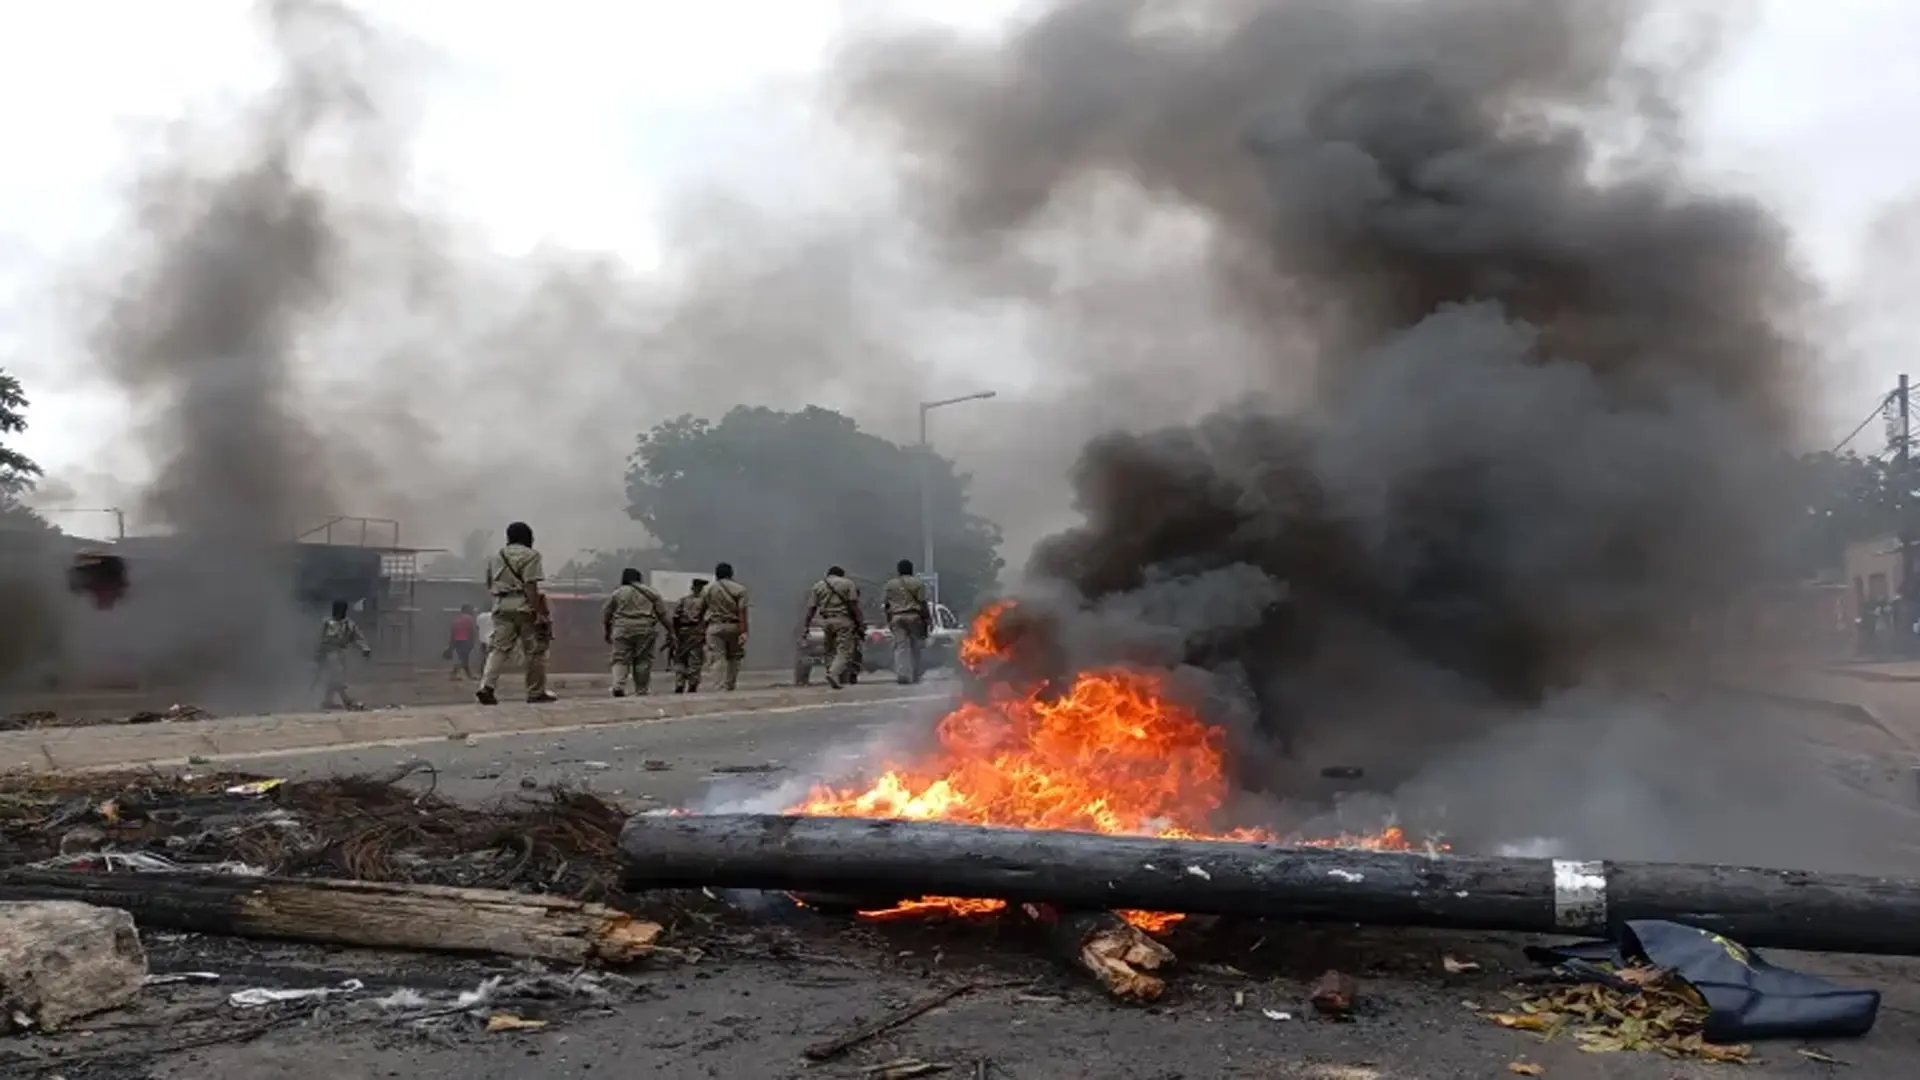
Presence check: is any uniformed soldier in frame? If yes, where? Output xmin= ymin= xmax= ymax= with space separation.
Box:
xmin=603 ymin=568 xmax=671 ymax=696
xmin=671 ymin=578 xmax=709 ymax=693
xmin=314 ymin=599 xmax=374 ymax=710
xmin=882 ymin=559 xmax=934 ymax=685
xmin=477 ymin=521 xmax=557 ymax=705
xmin=805 ymin=565 xmax=864 ymax=690
xmin=702 ymin=563 xmax=750 ymax=691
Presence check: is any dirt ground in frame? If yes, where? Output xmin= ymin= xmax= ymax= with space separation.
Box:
xmin=10 ymin=906 xmax=1917 ymax=1080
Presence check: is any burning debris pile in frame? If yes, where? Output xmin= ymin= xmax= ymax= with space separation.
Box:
xmin=787 ymin=600 xmax=1433 ymax=943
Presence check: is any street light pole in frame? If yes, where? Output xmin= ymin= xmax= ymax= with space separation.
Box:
xmin=917 ymin=391 xmax=997 ymax=599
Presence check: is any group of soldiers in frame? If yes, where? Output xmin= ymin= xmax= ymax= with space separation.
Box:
xmin=311 ymin=519 xmax=938 ymax=708
xmin=602 ymin=558 xmax=936 ymax=696
xmin=598 ymin=567 xmax=746 ymax=695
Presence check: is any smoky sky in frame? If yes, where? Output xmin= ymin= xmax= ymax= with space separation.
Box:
xmin=822 ymin=0 xmax=1819 ymax=736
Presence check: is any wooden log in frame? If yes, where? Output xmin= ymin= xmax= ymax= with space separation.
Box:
xmin=0 ymin=871 xmax=661 ymax=965
xmin=0 ymin=901 xmax=147 ymax=1032
xmin=1026 ymin=905 xmax=1174 ymax=1002
xmin=620 ymin=813 xmax=1920 ymax=956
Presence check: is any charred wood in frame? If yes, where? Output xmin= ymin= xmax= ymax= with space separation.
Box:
xmin=620 ymin=813 xmax=1920 ymax=956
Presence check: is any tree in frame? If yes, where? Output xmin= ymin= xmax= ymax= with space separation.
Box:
xmin=1785 ymin=450 xmax=1907 ymax=578
xmin=555 ymin=546 xmax=666 ymax=590
xmin=0 ymin=369 xmax=48 ymax=533
xmin=626 ymin=406 xmax=1003 ymax=617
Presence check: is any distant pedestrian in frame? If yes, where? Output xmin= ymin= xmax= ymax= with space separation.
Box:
xmin=447 ymin=604 xmax=477 ymax=679
xmin=475 ymin=608 xmax=495 ymax=669
xmin=314 ymin=599 xmax=373 ymax=710
xmin=703 ymin=563 xmax=750 ymax=691
xmin=603 ymin=568 xmax=671 ymax=696
xmin=882 ymin=559 xmax=933 ymax=684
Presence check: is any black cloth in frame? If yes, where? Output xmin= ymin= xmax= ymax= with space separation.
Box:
xmin=1527 ymin=919 xmax=1880 ymax=1042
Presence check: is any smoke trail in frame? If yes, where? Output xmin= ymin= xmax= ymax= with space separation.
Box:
xmin=70 ymin=0 xmax=389 ymax=704
xmin=827 ymin=0 xmax=1818 ymax=753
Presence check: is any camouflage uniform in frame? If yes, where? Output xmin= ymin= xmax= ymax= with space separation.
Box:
xmin=603 ymin=580 xmax=670 ymax=696
xmin=480 ymin=543 xmax=550 ymax=701
xmin=314 ymin=615 xmax=372 ymax=708
xmin=702 ymin=578 xmax=750 ymax=691
xmin=810 ymin=573 xmax=863 ymax=688
xmin=882 ymin=574 xmax=933 ymax=684
xmin=671 ymin=587 xmax=708 ymax=693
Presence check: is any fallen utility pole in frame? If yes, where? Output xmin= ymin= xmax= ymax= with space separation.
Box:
xmin=0 ymin=871 xmax=661 ymax=965
xmin=620 ymin=813 xmax=1920 ymax=956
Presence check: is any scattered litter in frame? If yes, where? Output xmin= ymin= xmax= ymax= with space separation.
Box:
xmin=1443 ymin=955 xmax=1481 ymax=974
xmin=642 ymin=760 xmax=672 ymax=771
xmin=485 ymin=1012 xmax=548 ymax=1033
xmin=1233 ymin=990 xmax=1245 ymax=1008
xmin=229 ymin=979 xmax=363 ymax=1009
xmin=223 ymin=779 xmax=285 ymax=798
xmin=29 ymin=852 xmax=265 ymax=877
xmin=1261 ymin=1009 xmax=1292 ymax=1021
xmin=1507 ymin=1063 xmax=1544 ymax=1076
xmin=187 ymin=755 xmax=212 ymax=765
xmin=1797 ymin=1049 xmax=1849 ymax=1065
xmin=710 ymin=763 xmax=784 ymax=774
xmin=582 ymin=762 xmax=611 ymax=772
xmin=144 ymin=973 xmax=220 ymax=987
xmin=1327 ymin=869 xmax=1363 ymax=884
xmin=1184 ymin=866 xmax=1211 ymax=881
xmin=804 ymin=981 xmax=1023 ymax=1063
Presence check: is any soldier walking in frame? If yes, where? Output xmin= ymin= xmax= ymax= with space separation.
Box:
xmin=883 ymin=559 xmax=934 ymax=684
xmin=315 ymin=600 xmax=374 ymax=710
xmin=806 ymin=565 xmax=864 ymax=690
xmin=603 ymin=568 xmax=671 ymax=696
xmin=477 ymin=521 xmax=558 ymax=705
xmin=671 ymin=578 xmax=709 ymax=693
xmin=702 ymin=563 xmax=750 ymax=691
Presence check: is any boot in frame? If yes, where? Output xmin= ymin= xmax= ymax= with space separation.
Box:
xmin=476 ymin=686 xmax=498 ymax=706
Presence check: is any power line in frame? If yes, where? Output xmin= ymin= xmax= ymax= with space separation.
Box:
xmin=1833 ymin=391 xmax=1897 ymax=455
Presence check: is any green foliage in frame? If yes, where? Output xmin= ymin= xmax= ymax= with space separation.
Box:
xmin=0 ymin=369 xmax=50 ymax=535
xmin=1788 ymin=450 xmax=1911 ymax=577
xmin=0 ymin=369 xmax=42 ymax=497
xmin=626 ymin=406 xmax=1003 ymax=615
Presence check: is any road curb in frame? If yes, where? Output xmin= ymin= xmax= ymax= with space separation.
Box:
xmin=1713 ymin=684 xmax=1909 ymax=750
xmin=0 ymin=684 xmax=936 ymax=775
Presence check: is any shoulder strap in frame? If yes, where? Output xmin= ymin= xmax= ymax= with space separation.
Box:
xmin=496 ymin=548 xmax=526 ymax=587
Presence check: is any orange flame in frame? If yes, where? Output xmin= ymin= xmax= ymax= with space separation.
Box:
xmin=790 ymin=601 xmax=1434 ymax=932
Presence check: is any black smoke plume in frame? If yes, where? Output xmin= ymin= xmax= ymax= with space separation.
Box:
xmin=833 ymin=0 xmax=1816 ymax=763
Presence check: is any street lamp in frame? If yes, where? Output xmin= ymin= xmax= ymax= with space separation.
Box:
xmin=919 ymin=391 xmax=997 ymax=599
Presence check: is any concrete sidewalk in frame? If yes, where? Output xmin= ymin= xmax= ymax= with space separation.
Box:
xmin=0 ymin=682 xmax=941 ymax=775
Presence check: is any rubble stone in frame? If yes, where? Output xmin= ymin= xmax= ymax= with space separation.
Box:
xmin=0 ymin=901 xmax=147 ymax=1032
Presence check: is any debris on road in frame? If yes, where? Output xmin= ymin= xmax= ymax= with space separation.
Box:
xmin=803 ymin=981 xmax=1022 ymax=1063
xmin=0 ymin=871 xmax=663 ymax=965
xmin=617 ymin=811 xmax=1920 ymax=957
xmin=1310 ymin=970 xmax=1358 ymax=1018
xmin=1035 ymin=906 xmax=1174 ymax=1002
xmin=1487 ymin=976 xmax=1752 ymax=1062
xmin=0 ymin=900 xmax=147 ymax=1032
xmin=229 ymin=978 xmax=363 ymax=1009
xmin=1442 ymin=954 xmax=1481 ymax=974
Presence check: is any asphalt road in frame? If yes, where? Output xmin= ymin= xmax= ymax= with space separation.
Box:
xmin=235 ymin=693 xmax=954 ymax=811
